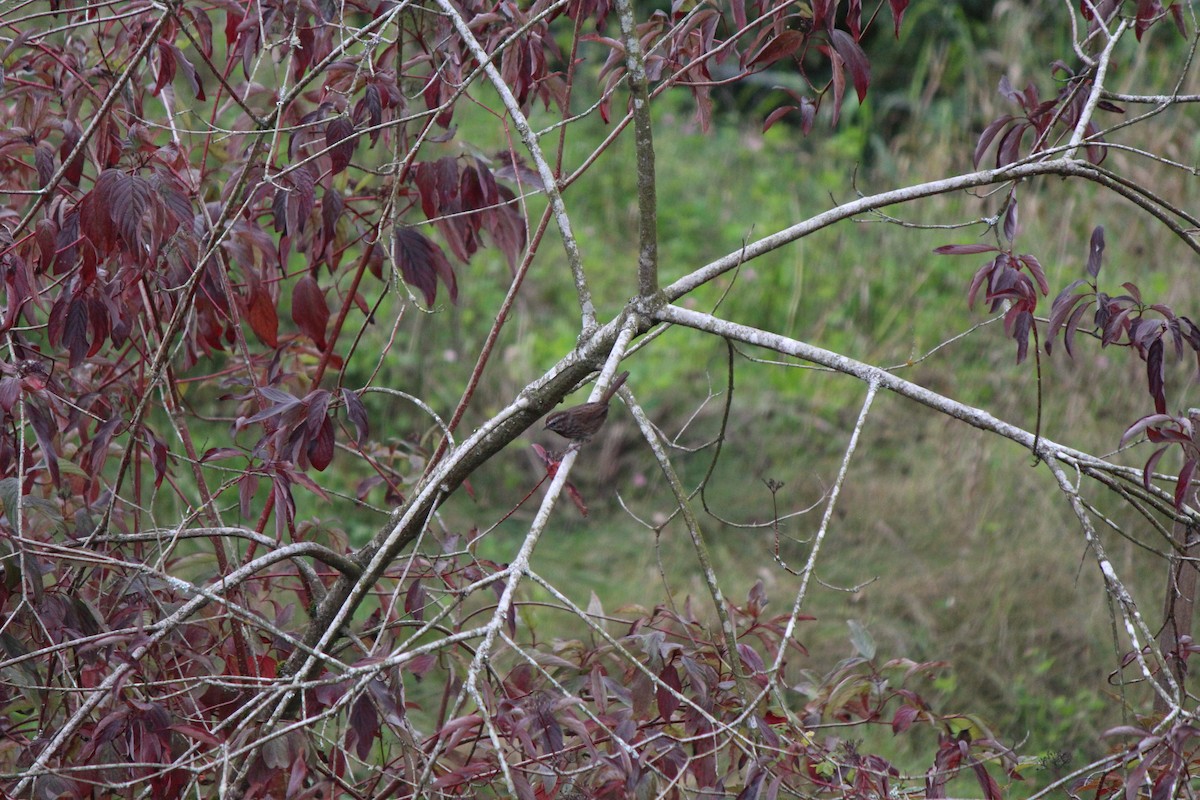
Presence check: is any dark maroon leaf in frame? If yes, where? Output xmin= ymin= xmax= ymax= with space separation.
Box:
xmin=934 ymin=243 xmax=998 ymax=256
xmin=303 ymin=391 xmax=332 ymax=438
xmin=892 ymin=704 xmax=920 ymax=733
xmin=966 ymin=260 xmax=996 ymax=310
xmin=1148 ymin=337 xmax=1166 ymax=413
xmin=1021 ymin=254 xmax=1048 ymax=295
xmin=405 ymin=579 xmax=425 ymax=620
xmin=26 ymin=401 xmax=60 ymax=486
xmin=307 ymin=416 xmax=335 ymax=471
xmin=341 ymin=388 xmax=369 ymax=444
xmin=829 ymin=30 xmax=870 ymax=103
xmin=811 ymin=0 xmax=834 ymax=31
xmin=363 ymin=84 xmax=383 ymax=143
xmin=111 ymin=173 xmax=150 ymax=250
xmin=34 ymin=144 xmax=53 ymax=188
xmin=1170 ymin=2 xmax=1187 ymax=35
xmin=995 ymin=121 xmax=1029 ymax=167
xmin=35 ymin=217 xmax=57 ymax=273
xmin=1121 ymin=413 xmax=1175 ymax=447
xmin=748 ymin=30 xmax=805 ymax=68
xmin=245 ymin=284 xmax=279 ymax=348
xmin=1047 ymin=280 xmax=1089 ymax=348
xmin=1176 ymin=458 xmax=1197 ymax=510
xmin=348 ymin=694 xmax=378 ymax=761
xmin=656 ymin=663 xmax=681 ymax=720
xmin=322 ymin=188 xmax=343 ymax=251
xmin=292 ymin=275 xmax=329 ymax=350
xmin=972 ymin=761 xmax=1002 ymax=800
xmin=147 ymin=429 xmax=169 ymax=489
xmin=1087 ymin=225 xmax=1105 ymax=278
xmin=888 ymin=0 xmax=910 ymax=36
xmin=65 ymin=297 xmax=89 ymax=367
xmin=974 ymin=116 xmax=1014 ymax=168
xmin=1144 ymin=446 xmax=1169 ymax=490
xmin=392 ymin=226 xmax=458 ymax=307
xmin=60 ymin=121 xmax=84 ymax=185
xmin=1012 ymin=309 xmax=1032 ymax=363
xmin=325 ymin=117 xmax=356 ymax=174
xmin=168 ymin=43 xmax=205 ymax=100
xmin=153 ymin=40 xmax=176 ymax=97
xmin=1135 ymin=0 xmax=1164 ymax=39
xmin=0 ymin=378 xmax=18 ymax=413
xmin=88 ymin=414 xmax=124 ymax=475
xmin=1003 ymin=198 xmax=1018 ymax=242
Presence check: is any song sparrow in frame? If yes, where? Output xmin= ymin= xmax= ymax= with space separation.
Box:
xmin=544 ymin=370 xmax=629 ymax=441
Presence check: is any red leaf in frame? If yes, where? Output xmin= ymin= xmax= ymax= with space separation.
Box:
xmin=322 ymin=188 xmax=343 ymax=251
xmin=892 ymin=704 xmax=920 ymax=733
xmin=325 ymin=118 xmax=356 ymax=175
xmin=307 ymin=415 xmax=334 ymax=471
xmin=114 ymin=176 xmax=150 ymax=249
xmin=1064 ymin=302 xmax=1088 ymax=357
xmin=656 ymin=663 xmax=682 ymax=720
xmin=763 ymin=106 xmax=798 ymax=133
xmin=292 ymin=275 xmax=329 ymax=350
xmin=847 ymin=0 xmax=862 ymax=38
xmin=35 ymin=217 xmax=57 ymax=273
xmin=974 ymin=115 xmax=1014 ymax=168
xmin=888 ymin=0 xmax=910 ymax=36
xmin=1021 ymin=254 xmax=1048 ymax=295
xmin=348 ymin=694 xmax=378 ymax=761
xmin=1176 ymin=460 xmax=1197 ymax=509
xmin=1143 ymin=446 xmax=1169 ymax=490
xmin=1120 ymin=413 xmax=1175 ymax=448
xmin=65 ymin=297 xmax=90 ymax=366
xmin=245 ymin=284 xmax=279 ymax=348
xmin=1003 ymin=198 xmax=1019 ymax=242
xmin=749 ymin=30 xmax=805 ymax=68
xmin=1148 ymin=337 xmax=1166 ymax=413
xmin=152 ymin=41 xmax=176 ymax=97
xmin=392 ymin=226 xmax=458 ymax=306
xmin=934 ymin=243 xmax=998 ymax=255
xmin=405 ymin=579 xmax=425 ymax=620
xmin=830 ymin=29 xmax=870 ymax=103
xmin=34 ymin=144 xmax=54 ymax=188
xmin=60 ymin=121 xmax=84 ymax=185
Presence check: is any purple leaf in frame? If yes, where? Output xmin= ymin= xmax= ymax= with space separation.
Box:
xmin=1144 ymin=446 xmax=1169 ymax=490
xmin=1176 ymin=458 xmax=1197 ymax=510
xmin=830 ymin=29 xmax=870 ymax=103
xmin=1003 ymin=197 xmax=1019 ymax=241
xmin=341 ymin=388 xmax=369 ymax=445
xmin=934 ymin=243 xmax=998 ymax=255
xmin=974 ymin=115 xmax=1014 ymax=169
xmin=1148 ymin=337 xmax=1166 ymax=413
xmin=1087 ymin=225 xmax=1105 ymax=278
xmin=888 ymin=0 xmax=910 ymax=37
xmin=1120 ymin=413 xmax=1175 ymax=448
xmin=392 ymin=226 xmax=458 ymax=307
xmin=325 ymin=117 xmax=356 ymax=174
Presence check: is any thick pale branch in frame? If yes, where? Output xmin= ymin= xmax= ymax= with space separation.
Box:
xmin=653 ymin=303 xmax=1187 ymax=508
xmin=664 ymin=158 xmax=1200 ymax=302
xmin=614 ymin=0 xmax=660 ymax=297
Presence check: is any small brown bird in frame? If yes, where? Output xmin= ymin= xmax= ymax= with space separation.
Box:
xmin=544 ymin=370 xmax=629 ymax=441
